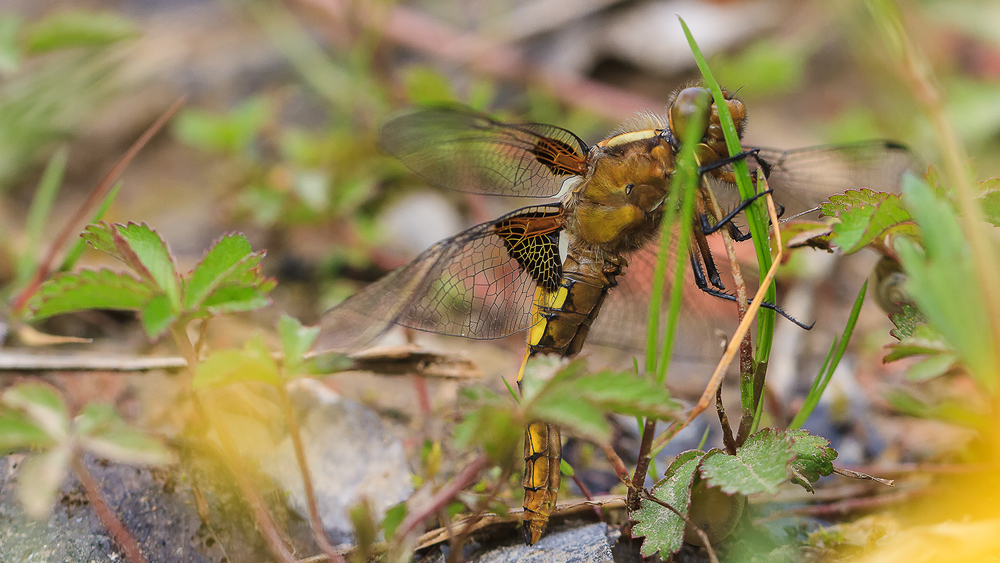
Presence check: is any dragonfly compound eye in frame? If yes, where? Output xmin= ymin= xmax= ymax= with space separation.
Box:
xmin=669 ymin=87 xmax=713 ymax=142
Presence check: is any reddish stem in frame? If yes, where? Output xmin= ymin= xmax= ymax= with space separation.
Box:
xmin=277 ymin=383 xmax=347 ymax=563
xmin=72 ymin=455 xmax=149 ymax=563
xmin=11 ymin=97 xmax=186 ymax=313
xmin=392 ymin=454 xmax=492 ymax=548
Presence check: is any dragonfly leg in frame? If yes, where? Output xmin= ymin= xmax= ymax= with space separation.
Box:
xmin=691 ymin=225 xmax=725 ymax=290
xmin=701 ymin=188 xmax=774 ymax=235
xmin=696 ymin=148 xmax=761 ymax=175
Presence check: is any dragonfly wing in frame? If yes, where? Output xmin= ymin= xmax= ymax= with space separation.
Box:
xmin=587 ymin=231 xmax=742 ymax=360
xmin=706 ymin=140 xmax=921 ymax=219
xmin=379 ymin=106 xmax=589 ymax=198
xmin=317 ymin=205 xmax=566 ymax=352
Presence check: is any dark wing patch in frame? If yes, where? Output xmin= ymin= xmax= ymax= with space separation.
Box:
xmin=379 ymin=106 xmax=588 ymax=198
xmin=494 ymin=210 xmax=564 ymax=292
xmin=316 ymin=205 xmax=566 ymax=352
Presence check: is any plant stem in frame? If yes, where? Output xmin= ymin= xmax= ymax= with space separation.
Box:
xmin=72 ymin=455 xmax=148 ymax=563
xmin=171 ymin=326 xmax=297 ymax=563
xmin=627 ymin=419 xmax=657 ymax=512
xmin=391 ymin=454 xmax=491 ymax=550
xmin=277 ymin=382 xmax=346 ymax=563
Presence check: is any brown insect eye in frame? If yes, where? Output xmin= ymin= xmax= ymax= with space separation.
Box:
xmin=669 ymin=87 xmax=712 ymax=142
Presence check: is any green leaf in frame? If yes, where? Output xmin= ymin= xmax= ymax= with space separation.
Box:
xmin=29 ymin=269 xmax=153 ymax=320
xmin=889 ymin=302 xmax=926 ymax=340
xmin=787 ymin=429 xmax=837 ymax=488
xmin=17 ymin=444 xmax=72 ymax=519
xmin=139 ymin=293 xmax=177 ymax=338
xmin=173 ymin=98 xmax=269 ymax=155
xmin=382 ymin=502 xmax=408 ymax=541
xmin=896 ymin=174 xmax=999 ymax=390
xmin=905 ymin=353 xmax=958 ymax=381
xmin=521 ymin=359 xmax=681 ymax=442
xmin=884 ymin=324 xmax=952 ymax=362
xmin=824 ymin=189 xmax=914 ymax=253
xmin=453 ymin=404 xmax=521 ymax=462
xmin=76 ymin=404 xmax=173 ymax=465
xmin=0 ymin=409 xmax=53 ymax=454
xmin=699 ymin=428 xmax=795 ymax=495
xmin=201 ymin=285 xmax=273 ymax=314
xmin=404 ymin=66 xmax=457 ymax=104
xmin=192 ymin=335 xmax=281 ymax=390
xmin=183 ymin=233 xmax=256 ymax=310
xmin=60 ymin=184 xmax=122 ymax=273
xmin=24 ymin=11 xmax=137 ymax=53
xmin=112 ymin=222 xmax=181 ymax=308
xmin=80 ymin=222 xmax=119 ymax=257
xmin=633 ymin=450 xmax=705 ymax=557
xmin=277 ymin=314 xmax=320 ymax=376
xmin=981 ymin=181 xmax=1000 ymax=227
xmin=2 ymin=384 xmax=69 ymax=440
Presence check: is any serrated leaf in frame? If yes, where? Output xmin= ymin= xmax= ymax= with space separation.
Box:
xmin=192 ymin=335 xmax=281 ymax=390
xmin=201 ymin=285 xmax=272 ymax=314
xmin=700 ymin=428 xmax=795 ymax=495
xmin=25 ymin=10 xmax=137 ymax=53
xmin=277 ymin=315 xmax=320 ymax=376
xmin=80 ymin=222 xmax=118 ymax=256
xmin=787 ymin=429 xmax=837 ymax=488
xmin=139 ymin=293 xmax=177 ymax=338
xmin=889 ymin=302 xmax=926 ymax=340
xmin=634 ymin=450 xmax=705 ymax=557
xmin=529 ymin=399 xmax=610 ymax=442
xmin=112 ymin=222 xmax=181 ymax=308
xmin=183 ymin=233 xmax=256 ymax=310
xmin=29 ymin=269 xmax=153 ymax=320
xmin=822 ymin=188 xmax=897 ymax=215
xmin=0 ymin=409 xmax=53 ymax=454
xmin=17 ymin=444 xmax=72 ymax=518
xmin=561 ymin=370 xmax=681 ymax=420
xmin=827 ymin=190 xmax=913 ymax=253
xmin=884 ymin=324 xmax=952 ymax=362
xmin=2 ymin=384 xmax=69 ymax=440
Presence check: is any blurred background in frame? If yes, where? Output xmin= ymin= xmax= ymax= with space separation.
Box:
xmin=2 ymin=0 xmax=1000 ymax=523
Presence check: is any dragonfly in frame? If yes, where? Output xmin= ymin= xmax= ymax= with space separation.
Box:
xmin=315 ymin=87 xmax=916 ymax=544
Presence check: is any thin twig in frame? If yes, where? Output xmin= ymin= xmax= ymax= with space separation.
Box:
xmin=72 ymin=455 xmax=149 ymax=563
xmin=0 ymin=353 xmax=187 ymax=371
xmin=277 ymin=383 xmax=347 ymax=563
xmin=172 ymin=326 xmax=297 ymax=563
xmin=648 ymin=191 xmax=785 ymax=456
xmin=10 ymin=97 xmax=187 ymax=313
xmin=639 ymin=489 xmax=719 ymax=563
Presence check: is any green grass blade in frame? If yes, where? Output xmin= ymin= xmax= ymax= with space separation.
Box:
xmin=789 ymin=280 xmax=868 ymax=429
xmin=59 ymin=182 xmax=121 ymax=272
xmin=17 ymin=148 xmax=67 ymax=286
xmin=679 ymin=18 xmax=777 ymax=364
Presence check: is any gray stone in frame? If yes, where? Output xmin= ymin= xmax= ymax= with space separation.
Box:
xmin=255 ymin=378 xmax=414 ymax=544
xmin=424 ymin=523 xmax=616 ymax=563
xmin=0 ymin=451 xmax=313 ymax=563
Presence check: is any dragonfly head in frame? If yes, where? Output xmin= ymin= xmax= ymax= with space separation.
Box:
xmin=668 ymin=86 xmax=747 ymax=157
